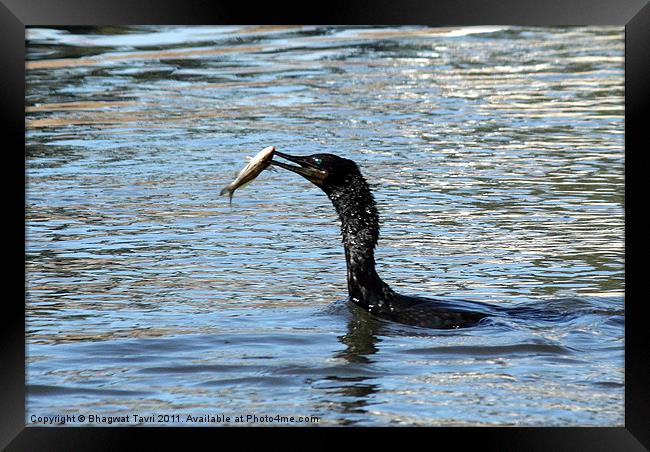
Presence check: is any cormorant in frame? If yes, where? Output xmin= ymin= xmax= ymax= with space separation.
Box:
xmin=271 ymin=151 xmax=499 ymax=329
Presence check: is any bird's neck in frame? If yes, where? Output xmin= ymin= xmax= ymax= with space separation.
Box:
xmin=325 ymin=174 xmax=391 ymax=309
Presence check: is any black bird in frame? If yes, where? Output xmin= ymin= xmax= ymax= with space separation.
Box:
xmin=271 ymin=151 xmax=500 ymax=329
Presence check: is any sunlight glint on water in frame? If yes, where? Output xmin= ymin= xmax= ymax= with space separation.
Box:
xmin=26 ymin=26 xmax=623 ymax=426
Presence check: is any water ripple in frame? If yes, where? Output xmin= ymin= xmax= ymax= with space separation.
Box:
xmin=26 ymin=26 xmax=623 ymax=426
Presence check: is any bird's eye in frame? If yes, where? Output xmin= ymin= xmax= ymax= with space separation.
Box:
xmin=313 ymin=158 xmax=323 ymax=166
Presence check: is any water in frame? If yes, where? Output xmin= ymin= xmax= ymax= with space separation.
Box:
xmin=25 ymin=26 xmax=624 ymax=426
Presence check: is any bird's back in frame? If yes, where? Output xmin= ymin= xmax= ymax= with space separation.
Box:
xmin=379 ymin=293 xmax=493 ymax=329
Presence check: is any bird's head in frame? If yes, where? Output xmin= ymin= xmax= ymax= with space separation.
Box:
xmin=270 ymin=151 xmax=362 ymax=193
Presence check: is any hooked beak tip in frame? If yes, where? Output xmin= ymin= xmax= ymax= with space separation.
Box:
xmin=271 ymin=151 xmax=327 ymax=185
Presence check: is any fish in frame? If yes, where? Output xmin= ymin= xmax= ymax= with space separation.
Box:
xmin=219 ymin=145 xmax=276 ymax=205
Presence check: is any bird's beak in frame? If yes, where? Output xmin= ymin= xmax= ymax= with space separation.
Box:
xmin=270 ymin=151 xmax=327 ymax=185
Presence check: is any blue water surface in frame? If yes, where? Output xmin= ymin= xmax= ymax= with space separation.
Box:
xmin=26 ymin=25 xmax=624 ymax=426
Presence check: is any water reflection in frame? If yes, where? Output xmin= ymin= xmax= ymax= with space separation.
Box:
xmin=336 ymin=305 xmax=381 ymax=364
xmin=26 ymin=25 xmax=624 ymax=426
xmin=326 ymin=378 xmax=380 ymax=426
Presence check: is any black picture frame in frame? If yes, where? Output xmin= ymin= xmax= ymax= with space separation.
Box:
xmin=3 ymin=1 xmax=647 ymax=450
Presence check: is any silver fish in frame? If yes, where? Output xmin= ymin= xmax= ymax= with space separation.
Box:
xmin=220 ymin=145 xmax=275 ymax=205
